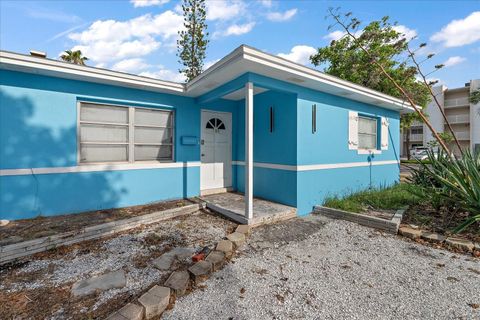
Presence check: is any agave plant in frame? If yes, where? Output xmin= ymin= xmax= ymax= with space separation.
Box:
xmin=409 ymin=149 xmax=480 ymax=233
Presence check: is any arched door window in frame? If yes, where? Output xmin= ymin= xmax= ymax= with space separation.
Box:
xmin=205 ymin=118 xmax=226 ymax=131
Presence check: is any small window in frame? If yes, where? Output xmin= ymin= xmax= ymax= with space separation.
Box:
xmin=269 ymin=106 xmax=274 ymax=133
xmin=206 ymin=118 xmax=225 ymax=131
xmin=411 ymin=127 xmax=423 ymax=135
xmin=79 ymin=102 xmax=174 ymax=163
xmin=358 ymin=116 xmax=377 ymax=149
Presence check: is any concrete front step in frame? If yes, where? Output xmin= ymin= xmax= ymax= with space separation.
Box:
xmin=201 ymin=192 xmax=297 ymax=227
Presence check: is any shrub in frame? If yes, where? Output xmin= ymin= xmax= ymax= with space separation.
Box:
xmin=408 ymin=149 xmax=480 ymax=232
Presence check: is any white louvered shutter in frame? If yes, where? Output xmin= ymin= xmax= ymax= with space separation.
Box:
xmin=348 ymin=111 xmax=359 ymax=150
xmin=381 ymin=117 xmax=389 ymax=150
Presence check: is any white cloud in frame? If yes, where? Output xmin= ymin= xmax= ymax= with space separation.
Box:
xmin=267 ymin=9 xmax=297 ymax=22
xmin=392 ymin=25 xmax=417 ymax=41
xmin=323 ymin=30 xmax=347 ymax=42
xmin=443 ymin=56 xmax=466 ymax=67
xmin=278 ymin=45 xmax=317 ymax=65
xmin=131 ymin=0 xmax=170 ymax=7
xmin=431 ymin=11 xmax=480 ymax=47
xmin=112 ymin=58 xmax=150 ymax=73
xmin=259 ymin=0 xmax=272 ymax=7
xmin=324 ymin=25 xmax=415 ymax=42
xmin=72 ymin=37 xmax=160 ymax=63
xmin=206 ymin=0 xmax=246 ymax=21
xmin=215 ymin=22 xmax=255 ymax=37
xmin=68 ymin=11 xmax=183 ymax=63
xmin=139 ymin=68 xmax=186 ymax=83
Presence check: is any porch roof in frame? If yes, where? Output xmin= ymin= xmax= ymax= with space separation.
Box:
xmin=0 ymin=45 xmax=415 ymax=112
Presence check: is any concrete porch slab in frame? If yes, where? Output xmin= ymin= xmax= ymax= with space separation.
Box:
xmin=201 ymin=193 xmax=296 ymax=227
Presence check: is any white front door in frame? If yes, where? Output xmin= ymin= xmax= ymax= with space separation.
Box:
xmin=200 ymin=110 xmax=232 ymax=191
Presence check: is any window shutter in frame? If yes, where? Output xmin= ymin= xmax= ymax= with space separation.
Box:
xmin=381 ymin=117 xmax=389 ymax=150
xmin=348 ymin=111 xmax=358 ymax=150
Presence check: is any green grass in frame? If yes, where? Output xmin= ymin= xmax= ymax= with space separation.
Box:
xmin=323 ymin=183 xmax=420 ymax=213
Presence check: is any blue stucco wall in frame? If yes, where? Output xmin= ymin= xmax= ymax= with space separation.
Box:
xmin=233 ymin=73 xmax=401 ymax=215
xmin=0 ymin=70 xmax=203 ymax=219
xmin=1 ymin=69 xmax=401 ymax=220
xmin=294 ymin=87 xmax=400 ymax=215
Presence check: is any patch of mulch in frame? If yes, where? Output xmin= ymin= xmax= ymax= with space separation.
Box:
xmin=402 ymin=204 xmax=480 ymax=243
xmin=0 ymin=198 xmax=198 ymax=245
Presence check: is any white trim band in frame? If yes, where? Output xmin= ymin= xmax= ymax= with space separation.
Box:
xmin=232 ymin=160 xmax=399 ymax=171
xmin=0 ymin=162 xmax=201 ymax=177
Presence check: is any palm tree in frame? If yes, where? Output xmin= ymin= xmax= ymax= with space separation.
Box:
xmin=60 ymin=50 xmax=88 ymax=65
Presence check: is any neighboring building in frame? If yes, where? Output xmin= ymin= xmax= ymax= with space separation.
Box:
xmin=0 ymin=45 xmax=409 ymax=220
xmin=401 ymin=80 xmax=480 ymax=157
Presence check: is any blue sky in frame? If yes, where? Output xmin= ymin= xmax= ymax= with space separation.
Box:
xmin=1 ymin=0 xmax=479 ymax=87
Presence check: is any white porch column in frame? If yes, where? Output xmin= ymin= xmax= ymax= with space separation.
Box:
xmin=245 ymin=82 xmax=254 ymax=220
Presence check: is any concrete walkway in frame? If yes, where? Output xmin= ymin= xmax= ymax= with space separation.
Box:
xmin=201 ymin=192 xmax=296 ymax=226
xmin=164 ymin=215 xmax=480 ymax=320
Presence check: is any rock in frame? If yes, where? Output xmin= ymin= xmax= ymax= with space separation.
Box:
xmin=151 ymin=255 xmax=174 ymax=271
xmin=445 ymin=237 xmax=475 ymax=252
xmin=0 ymin=220 xmax=9 ymax=227
xmin=227 ymin=232 xmax=246 ymax=247
xmin=216 ymin=240 xmax=234 ymax=254
xmin=106 ymin=303 xmax=144 ymax=320
xmin=151 ymin=247 xmax=195 ymax=270
xmin=421 ymin=231 xmax=446 ymax=243
xmin=206 ymin=250 xmax=225 ymax=271
xmin=72 ymin=270 xmax=126 ymax=297
xmin=188 ymin=260 xmax=212 ymax=284
xmin=398 ymin=226 xmax=422 ymax=240
xmin=475 ymin=243 xmax=480 ymax=251
xmin=164 ymin=271 xmax=190 ymax=297
xmin=138 ymin=286 xmax=170 ymax=319
xmin=235 ymin=225 xmax=251 ymax=235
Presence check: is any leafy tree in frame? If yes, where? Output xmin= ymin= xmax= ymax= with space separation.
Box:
xmin=310 ymin=14 xmax=431 ymax=159
xmin=177 ymin=0 xmax=209 ymax=82
xmin=60 ymin=50 xmax=88 ymax=65
xmin=470 ymin=89 xmax=480 ymax=105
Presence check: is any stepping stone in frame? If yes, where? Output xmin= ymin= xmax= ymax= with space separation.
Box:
xmin=216 ymin=240 xmax=233 ymax=253
xmin=206 ymin=250 xmax=225 ymax=271
xmin=235 ymin=225 xmax=251 ymax=235
xmin=421 ymin=231 xmax=446 ymax=243
xmin=151 ymin=247 xmax=195 ymax=270
xmin=164 ymin=271 xmax=190 ymax=296
xmin=138 ymin=285 xmax=170 ymax=319
xmin=445 ymin=237 xmax=475 ymax=252
xmin=227 ymin=232 xmax=246 ymax=247
xmin=72 ymin=270 xmax=126 ymax=297
xmin=106 ymin=303 xmax=144 ymax=320
xmin=398 ymin=226 xmax=422 ymax=240
xmin=188 ymin=260 xmax=212 ymax=284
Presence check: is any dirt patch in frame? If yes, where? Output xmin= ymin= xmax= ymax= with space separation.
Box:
xmin=402 ymin=204 xmax=480 ymax=243
xmin=0 ymin=198 xmax=199 ymax=245
xmin=0 ymin=210 xmax=235 ymax=320
xmin=361 ymin=208 xmax=396 ymax=220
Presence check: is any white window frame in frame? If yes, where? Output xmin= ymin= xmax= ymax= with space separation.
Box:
xmin=77 ymin=101 xmax=175 ymax=164
xmin=357 ymin=115 xmax=378 ymax=151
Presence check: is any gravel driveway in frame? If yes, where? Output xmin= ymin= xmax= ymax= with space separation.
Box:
xmin=164 ymin=215 xmax=480 ymax=320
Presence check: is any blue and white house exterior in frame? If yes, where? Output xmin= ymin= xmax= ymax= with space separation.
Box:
xmin=0 ymin=45 xmax=410 ymax=221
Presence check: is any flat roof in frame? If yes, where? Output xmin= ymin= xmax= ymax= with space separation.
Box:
xmin=0 ymin=45 xmax=415 ymax=112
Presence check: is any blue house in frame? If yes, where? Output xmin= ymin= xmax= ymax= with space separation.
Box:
xmin=0 ymin=45 xmax=409 ymax=221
